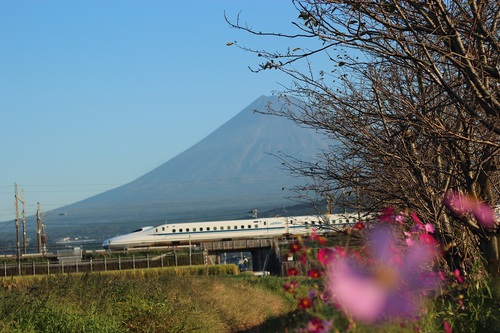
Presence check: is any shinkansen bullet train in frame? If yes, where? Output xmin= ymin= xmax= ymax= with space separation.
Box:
xmin=102 ymin=213 xmax=361 ymax=250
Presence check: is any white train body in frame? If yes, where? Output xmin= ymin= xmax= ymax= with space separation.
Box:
xmin=102 ymin=213 xmax=361 ymax=250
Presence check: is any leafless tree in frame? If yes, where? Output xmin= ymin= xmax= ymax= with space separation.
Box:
xmin=227 ymin=0 xmax=500 ymax=275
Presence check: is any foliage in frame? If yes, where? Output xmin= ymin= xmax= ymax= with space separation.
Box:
xmin=97 ymin=263 xmax=239 ymax=278
xmin=426 ymin=261 xmax=500 ymax=333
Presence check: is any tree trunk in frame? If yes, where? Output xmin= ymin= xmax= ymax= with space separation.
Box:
xmin=483 ymin=233 xmax=500 ymax=277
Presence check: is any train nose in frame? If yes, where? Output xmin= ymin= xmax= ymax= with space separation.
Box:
xmin=102 ymin=239 xmax=110 ymax=249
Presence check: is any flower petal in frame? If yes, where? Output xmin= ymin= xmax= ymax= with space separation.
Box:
xmin=327 ymin=259 xmax=387 ymax=323
xmin=471 ymin=201 xmax=497 ymax=229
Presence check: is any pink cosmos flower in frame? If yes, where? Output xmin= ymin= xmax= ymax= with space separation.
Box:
xmin=395 ymin=213 xmax=406 ymax=224
xmin=444 ymin=321 xmax=452 ymax=333
xmin=442 ymin=191 xmax=497 ymax=229
xmin=442 ymin=191 xmax=472 ymax=216
xmin=411 ymin=212 xmax=424 ymax=229
xmin=325 ymin=226 xmax=439 ymax=323
xmin=419 ymin=233 xmax=435 ymax=246
xmin=308 ymin=229 xmax=327 ymax=245
xmin=283 ymin=281 xmax=299 ymax=293
xmin=354 ymin=221 xmax=366 ymax=230
xmin=379 ymin=207 xmax=395 ymax=223
xmin=299 ymin=317 xmax=333 ymax=333
xmin=405 ymin=237 xmax=414 ymax=247
xmin=318 ymin=248 xmax=336 ymax=266
xmin=298 ymin=297 xmax=314 ymax=310
xmin=453 ymin=269 xmax=464 ymax=283
xmin=471 ymin=201 xmax=496 ymax=229
xmin=308 ymin=289 xmax=318 ymax=299
xmin=299 ymin=253 xmax=308 ymax=265
xmin=307 ymin=269 xmax=322 ymax=279
xmin=289 ymin=241 xmax=302 ymax=254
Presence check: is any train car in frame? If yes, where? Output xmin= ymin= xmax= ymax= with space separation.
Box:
xmin=102 ymin=213 xmax=361 ymax=250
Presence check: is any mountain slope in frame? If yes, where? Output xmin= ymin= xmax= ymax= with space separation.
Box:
xmin=47 ymin=95 xmax=329 ymax=228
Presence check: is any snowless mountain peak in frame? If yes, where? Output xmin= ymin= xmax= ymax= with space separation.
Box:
xmin=50 ymin=95 xmax=329 ymax=224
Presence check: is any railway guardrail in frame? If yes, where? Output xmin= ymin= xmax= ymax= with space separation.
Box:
xmin=1 ymin=251 xmax=205 ymax=277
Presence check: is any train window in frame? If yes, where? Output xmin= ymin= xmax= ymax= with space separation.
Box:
xmin=162 ymin=227 xmax=165 ymax=231
xmin=207 ymin=227 xmax=210 ymax=231
xmin=234 ymin=226 xmax=238 ymax=229
xmin=241 ymin=225 xmax=245 ymax=229
xmin=179 ymin=229 xmax=183 ymax=232
xmin=156 ymin=229 xmax=158 ymax=233
xmin=254 ymin=225 xmax=258 ymax=228
xmin=186 ymin=228 xmax=190 ymax=232
xmin=263 ymin=221 xmax=267 ymax=226
xmin=248 ymin=225 xmax=251 ymax=229
xmin=200 ymin=227 xmax=203 ymax=231
xmin=173 ymin=229 xmax=176 ymax=233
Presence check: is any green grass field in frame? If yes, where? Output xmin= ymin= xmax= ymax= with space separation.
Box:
xmin=0 ymin=265 xmax=498 ymax=332
xmin=0 ymin=265 xmax=301 ymax=333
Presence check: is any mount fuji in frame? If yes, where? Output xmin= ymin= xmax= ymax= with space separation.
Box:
xmin=2 ymin=96 xmax=331 ymax=249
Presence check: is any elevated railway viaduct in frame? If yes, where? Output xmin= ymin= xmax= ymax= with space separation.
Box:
xmin=200 ymin=238 xmax=286 ymax=275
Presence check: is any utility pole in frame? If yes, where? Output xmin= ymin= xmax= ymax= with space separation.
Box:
xmin=37 ymin=202 xmax=42 ymax=254
xmin=41 ymin=222 xmax=47 ymax=254
xmin=21 ymin=189 xmax=27 ymax=255
xmin=14 ymin=183 xmax=21 ymax=261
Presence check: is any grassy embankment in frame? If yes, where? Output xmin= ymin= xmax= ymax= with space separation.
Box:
xmin=0 ymin=265 xmax=302 ymax=333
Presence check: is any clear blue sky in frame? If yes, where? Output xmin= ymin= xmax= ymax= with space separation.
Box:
xmin=0 ymin=1 xmax=313 ymax=221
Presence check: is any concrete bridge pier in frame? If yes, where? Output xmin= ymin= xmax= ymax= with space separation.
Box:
xmin=249 ymin=243 xmax=282 ymax=275
xmin=248 ymin=248 xmax=267 ymax=272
